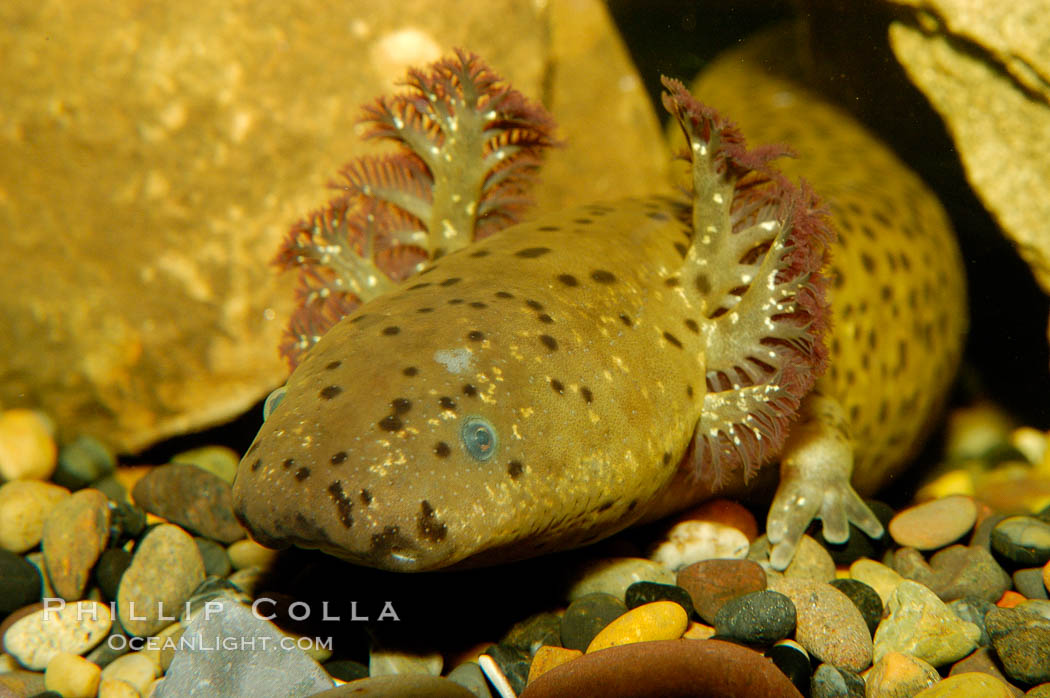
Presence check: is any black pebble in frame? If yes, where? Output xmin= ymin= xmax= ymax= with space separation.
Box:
xmin=0 ymin=550 xmax=41 ymax=614
xmin=560 ymin=592 xmax=627 ymax=652
xmin=94 ymin=548 xmax=133 ymax=601
xmin=828 ymin=578 xmax=883 ymax=637
xmin=713 ymin=589 xmax=796 ymax=645
xmin=766 ymin=641 xmax=811 ymax=695
xmin=484 ymin=643 xmax=530 ymax=695
xmin=625 ymin=581 xmax=696 ymax=618
xmin=108 ymin=500 xmax=147 ymax=545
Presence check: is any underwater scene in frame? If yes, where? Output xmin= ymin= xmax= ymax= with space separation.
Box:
xmin=2 ymin=1 xmax=1050 ymax=696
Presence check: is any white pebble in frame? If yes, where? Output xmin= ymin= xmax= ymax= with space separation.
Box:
xmin=648 ymin=520 xmax=749 ymax=570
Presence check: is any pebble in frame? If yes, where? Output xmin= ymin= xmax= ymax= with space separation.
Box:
xmin=323 ymin=659 xmax=369 ymax=683
xmin=1045 ymin=560 xmax=1050 ymax=595
xmin=41 ymin=488 xmax=110 ymax=600
xmin=991 ymin=516 xmax=1050 ymax=566
xmin=781 ymin=535 xmax=837 ymax=582
xmin=912 ymin=672 xmax=1016 ymax=697
xmin=100 ymin=652 xmax=156 ymax=694
xmin=3 ymin=600 xmax=112 ymax=670
xmin=481 ymin=643 xmax=528 ymax=694
xmin=155 ymin=596 xmax=334 ymax=697
xmin=865 ymin=651 xmax=939 ymax=698
xmin=828 ymin=578 xmax=883 ymax=637
xmin=170 ymin=445 xmax=240 ymax=483
xmin=971 ymin=512 xmax=1009 ymax=549
xmin=44 ymin=652 xmax=101 ymax=698
xmin=873 ymin=580 xmax=980 ymax=667
xmin=0 ymin=408 xmax=57 ymax=481
xmin=98 ymin=678 xmax=141 ymax=698
xmin=311 ymin=675 xmax=475 ymax=697
xmin=0 ymin=549 xmax=41 ymax=614
xmin=678 ymin=498 xmax=759 ymax=540
xmin=0 ymin=480 xmax=69 ymax=553
xmin=501 ymin=612 xmax=561 ymax=654
xmin=647 ymin=519 xmax=749 ymax=570
xmin=810 ymin=662 xmax=865 ymax=698
xmin=0 ymin=668 xmax=46 ymax=695
xmin=948 ymin=597 xmax=996 ymax=647
xmin=108 ymin=501 xmax=147 ymax=547
xmin=675 ymin=558 xmax=766 ymax=624
xmin=850 ymin=558 xmax=905 ymax=606
xmin=565 ymin=557 xmax=674 ymax=601
xmin=586 ymin=601 xmax=688 ymax=653
xmin=713 ymin=590 xmax=796 ymax=645
xmin=1014 ymin=567 xmax=1049 ymax=599
xmin=370 ymin=647 xmax=443 ymax=677
xmin=949 ymin=647 xmax=1022 ymax=697
xmin=559 ymin=593 xmax=627 ymax=652
xmin=131 ymin=464 xmax=246 ymax=543
xmin=526 ymin=646 xmax=581 ymax=685
xmin=138 ymin=620 xmax=185 ymax=675
xmin=226 ymin=538 xmax=277 ymax=570
xmin=888 ymin=495 xmax=978 ymax=550
xmin=446 ymin=661 xmax=492 ymax=698
xmin=95 ymin=548 xmax=134 ymax=601
xmin=624 ymin=581 xmax=695 ymax=616
xmin=117 ymin=523 xmax=205 ymax=637
xmin=985 ymin=605 xmax=1050 ymax=685
xmin=765 ymin=640 xmax=810 ymax=694
xmin=517 ymin=638 xmax=803 ymax=698
xmin=768 ymin=577 xmax=873 ymax=672
xmin=53 ymin=435 xmax=115 ymax=490
xmin=927 ymin=545 xmax=1012 ymax=602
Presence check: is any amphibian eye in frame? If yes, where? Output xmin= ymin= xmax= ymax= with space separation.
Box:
xmin=263 ymin=386 xmax=287 ymax=421
xmin=461 ymin=416 xmax=498 ymax=461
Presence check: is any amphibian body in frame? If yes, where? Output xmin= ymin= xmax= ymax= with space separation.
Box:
xmin=232 ymin=49 xmax=966 ymax=571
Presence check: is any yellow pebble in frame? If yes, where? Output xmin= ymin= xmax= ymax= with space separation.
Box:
xmin=682 ymin=621 xmax=715 ymax=640
xmin=101 ymin=652 xmax=156 ymax=694
xmin=915 ymin=469 xmax=975 ymax=500
xmin=227 ymin=538 xmax=279 ymax=570
xmin=526 ymin=645 xmax=582 ymax=684
xmin=912 ymin=672 xmax=1015 ymax=697
xmin=97 ymin=677 xmax=141 ymax=698
xmin=585 ymin=601 xmax=688 ymax=653
xmin=0 ymin=409 xmax=57 ymax=481
xmin=44 ymin=652 xmax=101 ymax=698
xmin=1011 ymin=426 xmax=1047 ymax=466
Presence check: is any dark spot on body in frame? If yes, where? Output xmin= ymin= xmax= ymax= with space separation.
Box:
xmin=860 ymin=253 xmax=876 ymax=273
xmin=539 ymin=334 xmax=558 ymax=351
xmin=448 ymin=298 xmax=464 ymax=305
xmin=439 ymin=396 xmax=456 ymax=410
xmin=369 ymin=526 xmax=413 ymax=558
xmin=627 ymin=499 xmax=638 ymax=511
xmin=550 ymin=379 xmax=564 ymax=394
xmin=403 ymin=366 xmax=418 ymax=376
xmin=416 ymin=307 xmax=434 ymax=313
xmin=663 ymin=331 xmax=683 ymax=348
xmin=525 ymin=299 xmax=544 ymax=311
xmin=330 ymin=451 xmax=348 ymax=465
xmin=379 ymin=415 xmax=403 ymax=431
xmin=591 ymin=270 xmax=616 ymax=283
xmin=470 ymin=249 xmax=490 ymax=258
xmin=495 ymin=291 xmax=514 ymax=298
xmin=294 ymin=467 xmax=311 ymax=481
xmin=662 ymin=452 xmax=671 ymax=465
xmin=325 ymin=360 xmax=342 ymax=370
xmin=695 ymin=274 xmax=710 ymax=294
xmin=327 ymin=482 xmax=353 ymax=527
xmin=881 ymin=285 xmax=893 ymax=301
xmin=463 ymin=384 xmax=477 ymax=397
xmin=508 ymin=461 xmax=523 ymax=479
xmin=467 ymin=330 xmax=484 ymax=341
xmin=440 ymin=277 xmax=462 ymax=286
xmin=557 ymin=274 xmax=579 ymax=287
xmin=619 ymin=313 xmax=632 ymax=327
xmin=469 ymin=301 xmax=487 ymax=309
xmin=664 ymin=276 xmax=680 ymax=287
xmin=360 ymin=489 xmax=373 ymax=505
xmin=392 ymin=398 xmax=411 ymax=414
xmin=250 ymin=458 xmax=261 ymax=472
xmin=537 ymin=313 xmax=553 ymax=324
xmin=516 ymin=247 xmax=552 ymax=258
xmin=537 ymin=225 xmax=560 ymax=232
xmin=674 ymin=242 xmax=688 ymax=257
xmin=350 ymin=314 xmax=368 ymax=323
xmin=282 ymin=458 xmax=294 ymax=469
xmin=320 ymin=386 xmax=343 ymax=400
xmin=646 ymin=210 xmax=670 ymax=220
xmin=684 ymin=318 xmax=699 ymax=333
xmin=382 ymin=326 xmax=400 ymax=335
xmin=418 ymin=501 xmax=447 ymax=542
xmin=580 ymin=386 xmax=593 ymax=403
xmin=574 ymin=217 xmax=593 ymax=224
xmin=686 ymin=385 xmax=694 ymax=398
xmin=597 ymin=500 xmax=614 ymax=512
xmin=434 ymin=442 xmax=451 ymax=457
xmin=408 ymin=282 xmax=431 ymax=290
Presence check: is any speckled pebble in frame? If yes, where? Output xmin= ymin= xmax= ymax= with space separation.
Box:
xmin=781 ymin=535 xmax=837 ymax=582
xmin=0 ymin=480 xmax=69 ymax=553
xmin=624 ymin=581 xmax=695 ymax=617
xmin=768 ymin=577 xmax=873 ymax=672
xmin=850 ymin=558 xmax=906 ymax=606
xmin=3 ymin=600 xmax=112 ymax=670
xmin=117 ymin=523 xmax=205 ymax=637
xmin=44 ymin=652 xmax=101 ymax=698
xmin=565 ymin=557 xmax=674 ymax=601
xmin=986 ymin=605 xmax=1050 ymax=685
xmin=586 ymin=601 xmax=688 ymax=652
xmin=713 ymin=590 xmax=796 ymax=645
xmin=648 ymin=519 xmax=749 ymax=570
xmin=874 ymin=580 xmax=980 ymax=667
xmin=41 ymin=488 xmax=110 ymax=600
xmin=1015 ymin=567 xmax=1049 ymax=600
xmin=766 ymin=640 xmax=810 ymax=695
xmin=98 ymin=677 xmax=140 ymax=698
xmin=100 ymin=652 xmax=155 ymax=694
xmin=0 ymin=549 xmax=41 ymax=614
xmin=1026 ymin=683 xmax=1050 ymax=697
xmin=560 ymin=593 xmax=627 ymax=652
xmin=927 ymin=545 xmax=1011 ymax=603
xmin=828 ymin=578 xmax=883 ymax=637
xmin=912 ymin=672 xmax=1016 ymax=697
xmin=865 ymin=651 xmax=939 ymax=698
xmin=526 ymin=646 xmax=581 ymax=686
xmin=992 ymin=516 xmax=1050 ymax=566
xmin=481 ymin=643 xmax=528 ymax=694
xmin=809 ymin=662 xmax=865 ymax=698
xmin=0 ymin=409 xmax=57 ymax=481
xmin=889 ymin=495 xmax=978 ymax=550
xmin=0 ymin=669 xmax=46 ymax=696
xmin=949 ymin=647 xmax=1022 ymax=697
xmin=675 ymin=558 xmax=766 ymax=624
xmin=132 ymin=464 xmax=246 ymax=543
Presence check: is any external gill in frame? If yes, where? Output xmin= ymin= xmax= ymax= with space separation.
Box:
xmin=662 ymin=77 xmax=834 ymax=486
xmin=273 ymin=50 xmax=556 ymax=368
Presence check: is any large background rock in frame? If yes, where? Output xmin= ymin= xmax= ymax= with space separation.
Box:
xmin=0 ymin=0 xmax=667 ymax=453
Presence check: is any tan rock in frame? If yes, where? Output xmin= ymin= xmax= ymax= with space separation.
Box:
xmin=0 ymin=410 xmax=57 ymax=481
xmin=44 ymin=652 xmax=102 ymax=698
xmin=0 ymin=0 xmax=665 ymax=453
xmin=0 ymin=480 xmax=69 ymax=553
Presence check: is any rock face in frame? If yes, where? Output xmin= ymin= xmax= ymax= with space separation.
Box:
xmin=0 ymin=0 xmax=667 ymax=453
xmin=885 ymin=6 xmax=1050 ymax=331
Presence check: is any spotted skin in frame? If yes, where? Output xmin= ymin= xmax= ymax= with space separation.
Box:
xmin=233 ymin=48 xmax=966 ymax=571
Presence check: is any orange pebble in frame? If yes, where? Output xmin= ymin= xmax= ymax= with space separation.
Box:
xmin=682 ymin=621 xmax=715 ymax=640
xmin=996 ymin=590 xmax=1026 ymax=608
xmin=679 ymin=499 xmax=759 ymax=541
xmin=526 ymin=645 xmax=582 ymax=685
xmin=1043 ymin=560 xmax=1050 ymax=596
